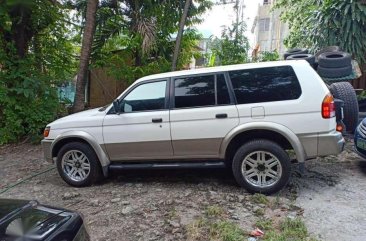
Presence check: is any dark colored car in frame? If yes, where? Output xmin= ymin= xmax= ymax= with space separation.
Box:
xmin=0 ymin=199 xmax=89 ymax=241
xmin=354 ymin=118 xmax=366 ymax=159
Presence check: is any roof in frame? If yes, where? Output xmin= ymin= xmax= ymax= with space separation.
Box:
xmin=137 ymin=60 xmax=307 ymax=83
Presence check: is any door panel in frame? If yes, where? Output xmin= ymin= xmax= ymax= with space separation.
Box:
xmin=170 ymin=106 xmax=239 ymax=156
xmin=170 ymin=73 xmax=239 ymax=157
xmin=103 ymin=111 xmax=172 ymax=160
xmin=103 ymin=80 xmax=172 ymax=161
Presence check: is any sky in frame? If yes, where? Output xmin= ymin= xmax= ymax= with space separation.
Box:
xmin=195 ymin=0 xmax=262 ymax=48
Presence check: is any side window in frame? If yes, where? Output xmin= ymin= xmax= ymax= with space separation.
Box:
xmin=229 ymin=66 xmax=302 ymax=104
xmin=121 ymin=81 xmax=166 ymax=112
xmin=174 ymin=74 xmax=231 ymax=108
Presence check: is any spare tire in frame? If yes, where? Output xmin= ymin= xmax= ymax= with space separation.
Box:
xmin=329 ymin=82 xmax=359 ymax=133
xmin=286 ymin=54 xmax=315 ymax=65
xmin=317 ymin=65 xmax=352 ymax=78
xmin=283 ymin=48 xmax=309 ymax=60
xmin=318 ymin=51 xmax=352 ymax=68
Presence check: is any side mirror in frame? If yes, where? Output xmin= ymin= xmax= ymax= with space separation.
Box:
xmin=112 ymin=99 xmax=120 ymax=115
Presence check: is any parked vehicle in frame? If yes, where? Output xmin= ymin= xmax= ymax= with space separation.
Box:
xmin=354 ymin=118 xmax=366 ymax=159
xmin=0 ymin=199 xmax=89 ymax=241
xmin=42 ymin=60 xmax=345 ymax=194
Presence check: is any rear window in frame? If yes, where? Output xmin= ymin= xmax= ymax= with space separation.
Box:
xmin=229 ymin=66 xmax=302 ymax=104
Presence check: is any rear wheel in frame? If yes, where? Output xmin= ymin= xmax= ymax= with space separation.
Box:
xmin=57 ymin=142 xmax=102 ymax=187
xmin=232 ymin=139 xmax=291 ymax=194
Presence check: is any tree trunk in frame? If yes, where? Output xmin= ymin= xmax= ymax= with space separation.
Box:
xmin=171 ymin=0 xmax=191 ymax=71
xmin=73 ymin=0 xmax=99 ymax=113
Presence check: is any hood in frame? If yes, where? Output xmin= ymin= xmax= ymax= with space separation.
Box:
xmin=49 ymin=107 xmax=106 ymax=129
xmin=0 ymin=199 xmax=83 ymax=241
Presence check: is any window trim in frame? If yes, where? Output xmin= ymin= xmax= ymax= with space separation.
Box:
xmin=171 ymin=72 xmax=235 ymax=110
xmin=227 ymin=65 xmax=302 ymax=105
xmin=107 ymin=78 xmax=170 ymax=115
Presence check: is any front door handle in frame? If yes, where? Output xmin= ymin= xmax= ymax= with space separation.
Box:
xmin=152 ymin=118 xmax=163 ymax=123
xmin=216 ymin=113 xmax=228 ymax=119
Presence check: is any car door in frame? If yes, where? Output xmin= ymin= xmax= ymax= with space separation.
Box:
xmin=103 ymin=79 xmax=173 ymax=161
xmin=170 ymin=73 xmax=239 ymax=158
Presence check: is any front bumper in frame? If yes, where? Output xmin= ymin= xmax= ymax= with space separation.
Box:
xmin=317 ymin=130 xmax=345 ymax=156
xmin=41 ymin=139 xmax=54 ymax=163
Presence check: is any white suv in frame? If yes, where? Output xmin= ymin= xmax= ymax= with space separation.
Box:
xmin=42 ymin=60 xmax=345 ymax=194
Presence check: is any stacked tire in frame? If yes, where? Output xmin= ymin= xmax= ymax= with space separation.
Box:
xmin=317 ymin=52 xmax=353 ymax=78
xmin=284 ymin=48 xmax=316 ymax=68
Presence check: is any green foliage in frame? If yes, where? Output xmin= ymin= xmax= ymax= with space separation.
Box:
xmin=256 ymin=50 xmax=280 ymax=62
xmin=0 ymin=55 xmax=61 ymax=144
xmin=209 ymin=21 xmax=250 ymax=66
xmin=0 ymin=1 xmax=77 ymax=144
xmin=274 ymin=0 xmax=366 ymax=64
xmin=83 ymin=0 xmax=210 ymax=85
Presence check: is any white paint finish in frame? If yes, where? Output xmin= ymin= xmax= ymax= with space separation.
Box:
xmin=251 ymin=106 xmax=265 ymax=119
xmin=103 ymin=111 xmax=173 ymax=158
xmin=236 ymin=63 xmax=335 ymax=135
xmin=47 ymin=108 xmax=106 ymax=130
xmin=170 ymin=106 xmax=239 ymax=156
xmin=103 ymin=111 xmax=171 ymax=143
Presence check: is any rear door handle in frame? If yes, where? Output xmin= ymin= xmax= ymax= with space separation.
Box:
xmin=152 ymin=118 xmax=163 ymax=123
xmin=215 ymin=113 xmax=228 ymax=119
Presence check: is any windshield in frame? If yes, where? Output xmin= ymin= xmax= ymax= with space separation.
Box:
xmin=0 ymin=205 xmax=70 ymax=241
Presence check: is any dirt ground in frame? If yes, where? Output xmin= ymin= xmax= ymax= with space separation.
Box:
xmin=0 ymin=137 xmax=366 ymax=241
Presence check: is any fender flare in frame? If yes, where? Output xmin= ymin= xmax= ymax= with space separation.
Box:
xmin=219 ymin=122 xmax=307 ymax=162
xmin=51 ymin=130 xmax=110 ymax=176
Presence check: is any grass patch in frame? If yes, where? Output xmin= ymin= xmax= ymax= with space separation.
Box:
xmin=205 ymin=205 xmax=225 ymax=217
xmin=167 ymin=207 xmax=177 ymax=219
xmin=255 ymin=219 xmax=273 ymax=231
xmin=209 ymin=221 xmax=246 ymax=241
xmin=250 ymin=193 xmax=269 ymax=206
xmin=262 ymin=218 xmax=317 ymax=241
xmin=186 ymin=219 xmax=246 ymax=241
xmin=253 ymin=208 xmax=265 ymax=216
xmin=186 ymin=217 xmax=208 ymax=241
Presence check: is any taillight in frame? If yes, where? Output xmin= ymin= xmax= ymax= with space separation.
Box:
xmin=322 ymin=94 xmax=335 ymax=118
xmin=43 ymin=126 xmax=50 ymax=137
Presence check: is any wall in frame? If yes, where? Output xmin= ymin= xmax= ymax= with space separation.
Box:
xmin=88 ymin=68 xmax=129 ymax=108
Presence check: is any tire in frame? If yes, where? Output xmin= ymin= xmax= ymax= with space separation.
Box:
xmin=329 ymin=82 xmax=359 ymax=133
xmin=318 ymin=51 xmax=352 ymax=68
xmin=232 ymin=139 xmax=291 ymax=194
xmin=317 ymin=65 xmax=352 ymax=78
xmin=57 ymin=142 xmax=103 ymax=187
xmin=283 ymin=48 xmax=308 ymax=60
xmin=315 ymin=46 xmax=341 ymax=59
xmin=286 ymin=54 xmax=315 ymax=65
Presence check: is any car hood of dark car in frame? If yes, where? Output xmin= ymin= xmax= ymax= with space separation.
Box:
xmin=0 ymin=199 xmax=81 ymax=241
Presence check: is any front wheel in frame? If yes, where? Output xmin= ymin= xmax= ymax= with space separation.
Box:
xmin=232 ymin=139 xmax=291 ymax=194
xmin=57 ymin=142 xmax=102 ymax=187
